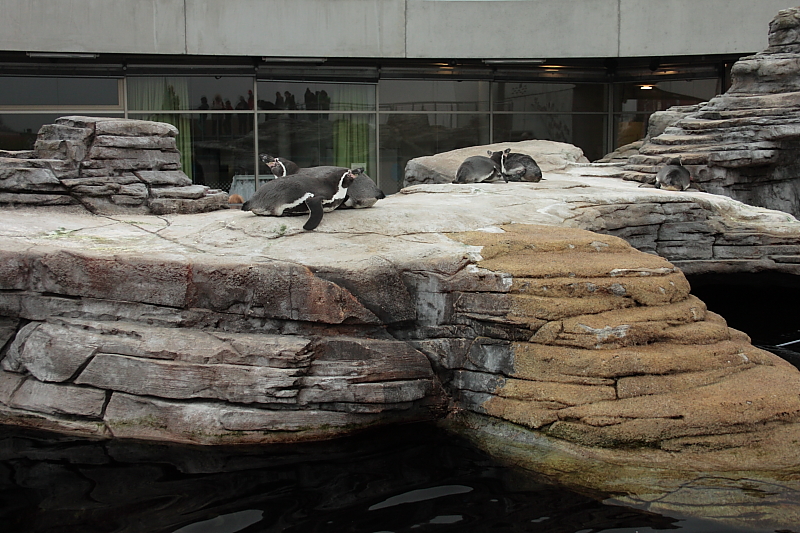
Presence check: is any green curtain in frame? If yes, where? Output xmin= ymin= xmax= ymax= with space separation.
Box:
xmin=128 ymin=77 xmax=193 ymax=181
xmin=333 ymin=117 xmax=369 ymax=171
xmin=332 ymin=88 xmax=371 ymax=172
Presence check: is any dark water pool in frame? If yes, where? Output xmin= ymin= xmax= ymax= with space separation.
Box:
xmin=2 ymin=274 xmax=799 ymax=533
xmin=688 ymin=273 xmax=800 ymax=368
xmin=1 ymin=422 xmax=790 ymax=533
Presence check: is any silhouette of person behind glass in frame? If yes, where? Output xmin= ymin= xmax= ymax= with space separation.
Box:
xmin=198 ymin=96 xmax=209 ymax=135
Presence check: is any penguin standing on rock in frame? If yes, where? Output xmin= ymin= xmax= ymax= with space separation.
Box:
xmin=655 ymin=157 xmax=692 ymax=191
xmin=242 ymin=167 xmax=361 ymax=230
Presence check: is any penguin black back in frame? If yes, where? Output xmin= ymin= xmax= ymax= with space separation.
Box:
xmin=243 ymin=167 xmax=359 ymax=230
xmin=655 ymin=157 xmax=691 ymax=191
xmin=256 ymin=156 xmax=385 ymax=209
xmin=488 ymin=149 xmax=542 ymax=182
xmin=454 ymin=155 xmax=503 ymax=183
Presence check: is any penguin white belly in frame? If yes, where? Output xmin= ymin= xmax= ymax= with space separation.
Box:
xmin=275 ymin=192 xmax=315 ymax=215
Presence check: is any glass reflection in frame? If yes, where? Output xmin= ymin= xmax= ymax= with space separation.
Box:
xmin=130 ymin=113 xmax=254 ymax=192
xmin=0 ymin=77 xmax=120 ymax=107
xmin=613 ymin=79 xmax=720 ymax=113
xmin=493 ymin=113 xmax=607 ymax=162
xmin=256 ymin=81 xmax=375 ymax=112
xmin=612 ymin=78 xmax=721 ymax=149
xmin=380 ymin=113 xmax=489 ymax=194
xmin=127 ymin=77 xmax=254 ymax=113
xmin=0 ymin=113 xmax=124 ymax=152
xmin=494 ymin=82 xmax=607 ymax=113
xmin=379 ymin=80 xmax=490 ymax=112
xmin=615 ymin=112 xmax=651 ymax=149
xmin=257 ymin=112 xmax=376 ymax=181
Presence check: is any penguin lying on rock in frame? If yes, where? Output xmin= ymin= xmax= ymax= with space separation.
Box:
xmin=257 ymin=154 xmax=385 ymax=208
xmin=242 ymin=167 xmax=361 ymax=230
xmin=655 ymin=157 xmax=692 ymax=191
xmin=454 ymin=155 xmax=504 ymax=183
xmin=488 ymin=149 xmax=543 ymax=183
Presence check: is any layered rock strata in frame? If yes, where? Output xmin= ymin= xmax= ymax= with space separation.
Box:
xmin=0 ymin=116 xmax=228 ymax=215
xmin=403 ymin=163 xmax=800 ymax=278
xmin=615 ymin=7 xmax=800 ymax=218
xmin=1 ymin=180 xmax=800 ymax=469
xmin=415 ymin=225 xmax=800 ymax=455
xmin=0 ymin=250 xmax=445 ymax=444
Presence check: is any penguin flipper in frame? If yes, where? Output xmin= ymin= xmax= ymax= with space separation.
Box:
xmin=303 ymin=196 xmax=324 ymax=230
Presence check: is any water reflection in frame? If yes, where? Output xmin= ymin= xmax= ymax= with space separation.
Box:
xmin=0 ymin=424 xmax=685 ymax=533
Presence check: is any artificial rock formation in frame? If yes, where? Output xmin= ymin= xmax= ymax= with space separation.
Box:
xmin=1 ymin=175 xmax=800 ymax=463
xmin=434 ymin=226 xmax=800 ymax=455
xmin=615 ymin=7 xmax=800 ymax=218
xmin=3 ymin=170 xmax=800 ymax=527
xmin=401 ymin=156 xmax=800 ymax=278
xmin=0 ymin=116 xmax=228 ymax=215
xmin=403 ymin=139 xmax=588 ymax=187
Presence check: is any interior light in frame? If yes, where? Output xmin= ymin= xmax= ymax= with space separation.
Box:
xmin=640 ymin=85 xmax=655 ymax=90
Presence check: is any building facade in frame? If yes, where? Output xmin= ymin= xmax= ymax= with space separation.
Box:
xmin=0 ymin=0 xmax=795 ymax=194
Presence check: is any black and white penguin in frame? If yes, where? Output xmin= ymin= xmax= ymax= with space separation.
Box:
xmin=257 ymin=156 xmax=385 ymax=208
xmin=259 ymin=153 xmax=300 ymax=178
xmin=454 ymin=155 xmax=504 ymax=184
xmin=341 ymin=172 xmax=386 ymax=209
xmin=488 ymin=149 xmax=543 ymax=183
xmin=242 ymin=167 xmax=361 ymax=230
xmin=655 ymin=157 xmax=692 ymax=191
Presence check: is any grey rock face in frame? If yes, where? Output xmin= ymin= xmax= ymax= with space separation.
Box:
xmin=404 ymin=140 xmax=588 ymax=187
xmin=613 ymin=7 xmax=800 ymax=218
xmin=0 ymin=116 xmax=228 ymax=214
xmin=1 ymin=175 xmax=800 ymax=458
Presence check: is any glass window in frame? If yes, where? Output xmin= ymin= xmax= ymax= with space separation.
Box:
xmin=379 ymin=80 xmax=490 ymax=112
xmin=0 ymin=113 xmax=124 ymax=151
xmin=128 ymin=77 xmax=254 ymax=112
xmin=256 ymin=81 xmax=375 ymax=112
xmin=613 ymin=79 xmax=720 ymax=113
xmin=494 ymin=83 xmax=607 ymax=113
xmin=257 ymin=112 xmax=376 ymax=181
xmin=614 ymin=113 xmax=650 ymax=148
xmin=380 ymin=113 xmax=490 ymax=194
xmin=611 ymin=78 xmax=720 ymax=150
xmin=493 ymin=113 xmax=607 ymax=163
xmin=130 ymin=112 xmax=254 ymax=190
xmin=0 ymin=77 xmax=121 ymax=107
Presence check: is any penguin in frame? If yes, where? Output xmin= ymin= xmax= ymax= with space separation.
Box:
xmin=260 ymin=153 xmax=300 ymax=178
xmin=340 ymin=173 xmax=386 ymax=209
xmin=257 ymin=155 xmax=385 ymax=208
xmin=454 ymin=155 xmax=504 ymax=184
xmin=242 ymin=167 xmax=361 ymax=230
xmin=488 ymin=149 xmax=543 ymax=183
xmin=655 ymin=157 xmax=692 ymax=191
